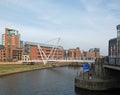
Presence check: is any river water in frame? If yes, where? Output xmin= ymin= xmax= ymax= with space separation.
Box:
xmin=0 ymin=66 xmax=119 ymax=95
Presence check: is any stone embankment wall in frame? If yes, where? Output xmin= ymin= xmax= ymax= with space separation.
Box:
xmin=75 ymin=78 xmax=119 ymax=91
xmin=75 ymin=58 xmax=120 ymax=91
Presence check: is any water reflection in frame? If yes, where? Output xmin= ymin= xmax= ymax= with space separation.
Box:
xmin=68 ymin=66 xmax=81 ymax=70
xmin=0 ymin=66 xmax=118 ymax=95
xmin=0 ymin=67 xmax=81 ymax=95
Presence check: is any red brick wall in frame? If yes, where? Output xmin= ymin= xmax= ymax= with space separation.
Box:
xmin=29 ymin=45 xmax=64 ymax=60
xmin=0 ymin=48 xmax=6 ymax=61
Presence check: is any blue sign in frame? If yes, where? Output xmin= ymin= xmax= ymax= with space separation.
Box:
xmin=83 ymin=63 xmax=90 ymax=71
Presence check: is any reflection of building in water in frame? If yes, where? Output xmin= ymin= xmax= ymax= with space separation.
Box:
xmin=68 ymin=66 xmax=81 ymax=70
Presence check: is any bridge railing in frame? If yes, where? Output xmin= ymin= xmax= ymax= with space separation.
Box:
xmin=19 ymin=59 xmax=95 ymax=64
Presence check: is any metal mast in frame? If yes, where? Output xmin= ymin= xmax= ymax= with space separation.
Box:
xmin=37 ymin=37 xmax=61 ymax=64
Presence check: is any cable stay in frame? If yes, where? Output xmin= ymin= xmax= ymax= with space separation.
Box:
xmin=37 ymin=37 xmax=60 ymax=64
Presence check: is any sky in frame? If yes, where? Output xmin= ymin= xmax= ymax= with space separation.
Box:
xmin=0 ymin=0 xmax=120 ymax=56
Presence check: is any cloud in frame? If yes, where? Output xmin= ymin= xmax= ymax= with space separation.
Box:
xmin=0 ymin=0 xmax=120 ymax=56
xmin=79 ymin=0 xmax=102 ymax=12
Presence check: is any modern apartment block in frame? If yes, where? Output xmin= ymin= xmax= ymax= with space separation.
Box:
xmin=2 ymin=28 xmax=22 ymax=61
xmin=88 ymin=48 xmax=100 ymax=59
xmin=23 ymin=41 xmax=64 ymax=60
xmin=0 ymin=28 xmax=101 ymax=62
xmin=108 ymin=24 xmax=120 ymax=64
xmin=67 ymin=47 xmax=100 ymax=60
xmin=117 ymin=24 xmax=120 ymax=64
xmin=67 ymin=49 xmax=76 ymax=60
xmin=108 ymin=38 xmax=117 ymax=57
xmin=67 ymin=47 xmax=83 ymax=60
xmin=108 ymin=38 xmax=117 ymax=64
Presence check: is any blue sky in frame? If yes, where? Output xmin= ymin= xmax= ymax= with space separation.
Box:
xmin=0 ymin=0 xmax=120 ymax=55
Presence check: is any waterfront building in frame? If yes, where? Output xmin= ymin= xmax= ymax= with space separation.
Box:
xmin=108 ymin=24 xmax=120 ymax=64
xmin=68 ymin=47 xmax=100 ymax=60
xmin=0 ymin=28 xmax=100 ymax=62
xmin=108 ymin=38 xmax=117 ymax=64
xmin=68 ymin=49 xmax=76 ymax=59
xmin=0 ymin=45 xmax=6 ymax=61
xmin=67 ymin=47 xmax=83 ymax=60
xmin=108 ymin=38 xmax=117 ymax=57
xmin=22 ymin=54 xmax=30 ymax=61
xmin=12 ymin=48 xmax=23 ymax=61
xmin=82 ymin=51 xmax=95 ymax=60
xmin=89 ymin=48 xmax=100 ymax=59
xmin=2 ymin=28 xmax=22 ymax=61
xmin=75 ymin=47 xmax=82 ymax=59
xmin=86 ymin=51 xmax=95 ymax=60
xmin=64 ymin=50 xmax=68 ymax=60
xmin=23 ymin=41 xmax=64 ymax=60
xmin=117 ymin=24 xmax=120 ymax=64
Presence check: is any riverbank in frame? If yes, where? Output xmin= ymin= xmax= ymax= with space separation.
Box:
xmin=0 ymin=63 xmax=68 ymax=77
xmin=0 ymin=66 xmax=81 ymax=95
xmin=75 ymin=58 xmax=120 ymax=91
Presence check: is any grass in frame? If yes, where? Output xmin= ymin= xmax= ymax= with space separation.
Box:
xmin=0 ymin=64 xmax=53 ymax=76
xmin=0 ymin=63 xmax=67 ymax=76
xmin=0 ymin=64 xmax=51 ymax=71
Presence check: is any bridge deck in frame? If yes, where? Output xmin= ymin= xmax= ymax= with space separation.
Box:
xmin=20 ymin=59 xmax=95 ymax=63
xmin=103 ymin=64 xmax=120 ymax=71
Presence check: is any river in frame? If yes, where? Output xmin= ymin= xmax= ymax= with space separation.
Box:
xmin=0 ymin=66 xmax=119 ymax=95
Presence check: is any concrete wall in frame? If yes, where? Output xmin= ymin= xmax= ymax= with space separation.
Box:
xmin=75 ymin=78 xmax=120 ymax=91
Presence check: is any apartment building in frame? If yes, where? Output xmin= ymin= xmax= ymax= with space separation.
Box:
xmin=67 ymin=47 xmax=100 ymax=60
xmin=2 ymin=28 xmax=22 ymax=61
xmin=23 ymin=41 xmax=64 ymax=60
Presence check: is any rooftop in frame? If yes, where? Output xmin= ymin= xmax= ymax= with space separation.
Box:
xmin=0 ymin=45 xmax=5 ymax=50
xmin=24 ymin=41 xmax=64 ymax=50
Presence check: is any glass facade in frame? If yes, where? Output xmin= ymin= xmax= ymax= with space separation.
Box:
xmin=117 ymin=25 xmax=120 ymax=64
xmin=8 ymin=29 xmax=19 ymax=35
xmin=109 ymin=38 xmax=117 ymax=57
xmin=8 ymin=29 xmax=20 ymax=46
xmin=24 ymin=44 xmax=30 ymax=55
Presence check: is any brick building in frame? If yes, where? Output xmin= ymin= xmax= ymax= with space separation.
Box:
xmin=0 ymin=28 xmax=100 ymax=62
xmin=68 ymin=49 xmax=76 ymax=59
xmin=12 ymin=48 xmax=23 ymax=61
xmin=23 ymin=41 xmax=64 ymax=60
xmin=67 ymin=47 xmax=83 ymax=59
xmin=76 ymin=47 xmax=83 ymax=59
xmin=67 ymin=47 xmax=100 ymax=60
xmin=83 ymin=48 xmax=100 ymax=60
xmin=2 ymin=28 xmax=23 ymax=61
xmin=89 ymin=48 xmax=100 ymax=59
xmin=0 ymin=45 xmax=6 ymax=61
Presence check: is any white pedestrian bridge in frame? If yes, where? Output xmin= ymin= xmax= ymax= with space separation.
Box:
xmin=22 ymin=38 xmax=95 ymax=65
xmin=20 ymin=59 xmax=95 ymax=64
